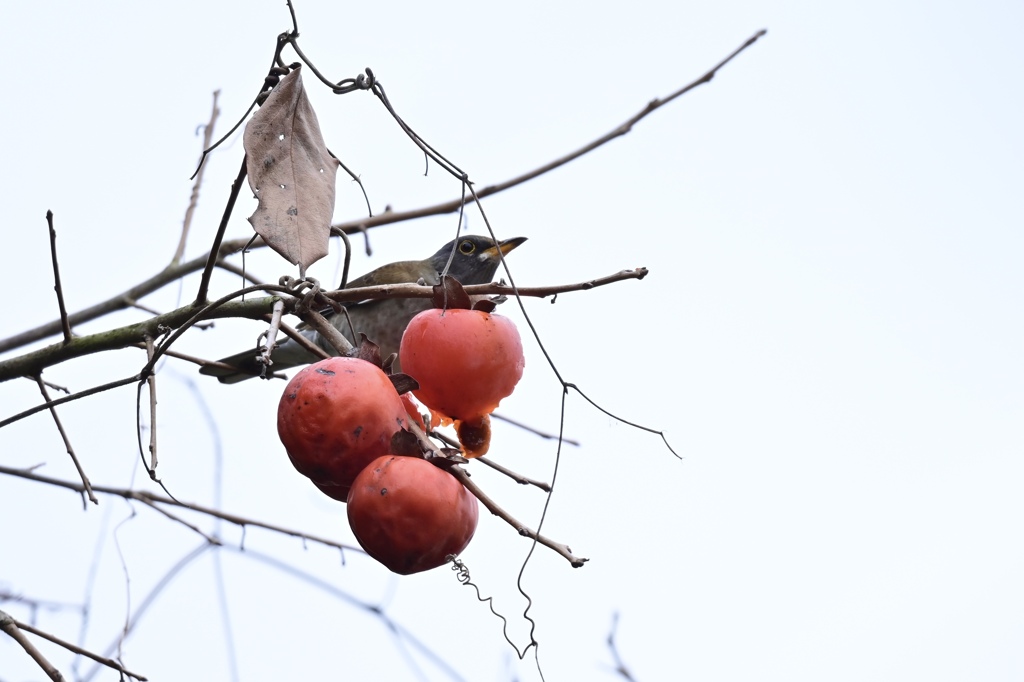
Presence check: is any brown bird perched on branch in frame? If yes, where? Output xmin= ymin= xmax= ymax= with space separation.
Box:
xmin=200 ymin=234 xmax=527 ymax=383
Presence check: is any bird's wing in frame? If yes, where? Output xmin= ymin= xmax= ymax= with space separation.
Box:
xmin=306 ymin=260 xmax=440 ymax=320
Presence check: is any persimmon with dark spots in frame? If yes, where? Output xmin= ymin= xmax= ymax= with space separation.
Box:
xmin=277 ymin=357 xmax=408 ymax=501
xmin=399 ymin=308 xmax=524 ymax=422
xmin=347 ymin=455 xmax=479 ymax=574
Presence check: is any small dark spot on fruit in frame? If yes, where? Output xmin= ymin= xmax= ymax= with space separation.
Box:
xmin=316 ymin=368 xmax=336 ymax=376
xmin=380 ymin=488 xmax=388 ymax=496
xmin=353 ymin=426 xmax=363 ymax=437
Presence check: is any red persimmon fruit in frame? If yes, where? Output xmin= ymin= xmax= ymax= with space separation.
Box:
xmin=347 ymin=455 xmax=479 ymax=574
xmin=278 ymin=357 xmax=408 ymax=501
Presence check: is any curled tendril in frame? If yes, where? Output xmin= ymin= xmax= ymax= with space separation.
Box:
xmin=333 ymin=68 xmax=376 ymax=95
xmin=446 ymin=556 xmax=539 ymax=662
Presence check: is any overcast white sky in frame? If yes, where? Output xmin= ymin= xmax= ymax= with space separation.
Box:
xmin=2 ymin=1 xmax=1022 ymax=680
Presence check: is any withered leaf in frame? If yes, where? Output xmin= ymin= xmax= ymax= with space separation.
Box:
xmin=244 ymin=67 xmax=338 ymax=277
xmin=472 ymin=298 xmax=498 ymax=314
xmin=349 ymin=333 xmax=382 ymax=365
xmin=390 ymin=429 xmax=422 ymax=457
xmin=431 ymin=275 xmax=473 ymax=311
xmin=388 ymin=372 xmax=420 ymax=395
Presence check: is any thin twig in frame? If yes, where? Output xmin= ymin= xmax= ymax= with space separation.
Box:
xmin=429 ymin=429 xmax=553 ymax=490
xmin=45 ymin=211 xmax=73 ymax=345
xmin=144 ymin=288 xmax=291 ymax=377
xmin=607 ymin=612 xmax=637 ymax=682
xmin=81 ymin=543 xmax=212 ymax=682
xmin=9 ymin=616 xmax=148 ymax=681
xmin=329 ymin=30 xmax=768 ymax=234
xmin=475 ymin=457 xmax=552 ymax=492
xmin=0 ymin=464 xmax=364 ymax=555
xmin=196 ymin=155 xmax=248 ymax=304
xmin=451 ymin=464 xmax=586 ymax=567
xmin=408 ymin=421 xmax=585 ymax=567
xmin=123 ymin=299 xmax=164 ymax=316
xmin=173 ymin=91 xmax=220 ymax=266
xmin=137 ymin=498 xmax=221 ymax=545
xmin=33 ymin=377 xmax=70 ymax=394
xmin=260 ymin=299 xmax=286 ymax=370
xmin=1 ymin=376 xmax=140 ymax=429
xmin=277 ymin=319 xmax=331 ymax=359
xmin=321 ymin=268 xmax=648 ymax=306
xmin=491 ymin=412 xmax=580 ymax=447
xmin=295 ymin=307 xmax=353 ymax=356
xmin=0 ymin=609 xmax=66 ymax=681
xmin=131 ymin=343 xmax=237 ymax=370
xmin=144 ymin=336 xmax=158 ymax=471
xmin=2 ymin=31 xmax=764 ymax=356
xmin=33 ymin=375 xmax=97 ymax=506
xmin=568 ymin=383 xmax=679 ymax=459
xmin=0 ymin=256 xmax=262 ymax=356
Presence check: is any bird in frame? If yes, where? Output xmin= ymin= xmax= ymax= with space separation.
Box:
xmin=200 ymin=234 xmax=527 ymax=383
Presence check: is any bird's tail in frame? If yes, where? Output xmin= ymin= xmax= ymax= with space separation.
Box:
xmin=199 ymin=348 xmax=276 ymax=384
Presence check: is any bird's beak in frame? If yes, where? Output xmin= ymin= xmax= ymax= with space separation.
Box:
xmin=483 ymin=236 xmax=527 ymax=260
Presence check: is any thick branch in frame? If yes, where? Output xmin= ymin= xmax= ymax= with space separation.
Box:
xmin=0 ymin=257 xmax=261 ymax=355
xmin=0 ymin=297 xmax=285 ymax=383
xmin=1 ymin=268 xmax=643 ymax=384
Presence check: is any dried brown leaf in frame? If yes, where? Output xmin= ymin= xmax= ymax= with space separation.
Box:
xmin=472 ymin=299 xmax=498 ymax=314
xmin=388 ymin=372 xmax=419 ymax=395
xmin=390 ymin=429 xmax=422 ymax=457
xmin=350 ymin=333 xmax=382 ymax=365
xmin=431 ymin=275 xmax=473 ymax=310
xmin=244 ymin=67 xmax=338 ymax=277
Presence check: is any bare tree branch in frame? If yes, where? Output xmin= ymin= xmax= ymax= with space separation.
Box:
xmin=143 ymin=336 xmax=159 ymax=471
xmin=9 ymin=615 xmax=149 ymax=681
xmin=406 ymin=421 xmax=587 ymax=567
xmin=0 ymin=376 xmax=140 ymax=429
xmin=0 ymin=257 xmax=263 ymax=355
xmin=0 ymin=294 xmax=287 ymax=383
xmin=0 ymin=269 xmax=644 ymax=385
xmin=33 ymin=376 xmax=97 ymax=506
xmin=0 ymin=608 xmax=66 ymax=681
xmin=45 ymin=211 xmax=73 ymax=345
xmin=196 ymin=155 xmax=249 ymax=304
xmin=490 ymin=412 xmax=580 ymax=447
xmin=607 ymin=612 xmax=638 ymax=682
xmin=328 ymin=30 xmax=768 ymax=233
xmin=173 ymin=91 xmax=221 ymax=266
xmin=475 ymin=456 xmax=552 ymax=493
xmin=0 ymin=29 xmax=762 ymax=357
xmin=0 ymin=464 xmax=365 ymax=555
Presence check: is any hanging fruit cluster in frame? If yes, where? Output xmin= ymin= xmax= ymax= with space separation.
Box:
xmin=277 ymin=278 xmax=525 ymax=574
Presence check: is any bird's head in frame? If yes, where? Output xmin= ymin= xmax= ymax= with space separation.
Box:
xmin=428 ymin=235 xmax=527 ymax=285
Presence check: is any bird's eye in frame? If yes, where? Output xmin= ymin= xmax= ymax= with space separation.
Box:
xmin=458 ymin=240 xmax=475 ymax=254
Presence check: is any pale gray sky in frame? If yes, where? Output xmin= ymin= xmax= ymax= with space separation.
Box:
xmin=2 ymin=1 xmax=1022 ymax=680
